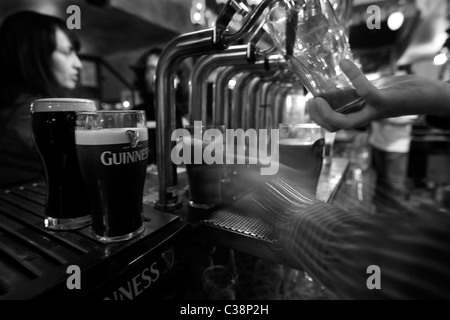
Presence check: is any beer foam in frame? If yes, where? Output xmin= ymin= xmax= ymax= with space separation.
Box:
xmin=279 ymin=139 xmax=316 ymax=146
xmin=31 ymin=98 xmax=96 ymax=112
xmin=75 ymin=127 xmax=148 ymax=145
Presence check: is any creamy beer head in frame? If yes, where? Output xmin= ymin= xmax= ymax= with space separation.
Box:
xmin=31 ymin=98 xmax=96 ymax=112
xmin=279 ymin=138 xmax=317 ymax=146
xmin=75 ymin=127 xmax=149 ymax=145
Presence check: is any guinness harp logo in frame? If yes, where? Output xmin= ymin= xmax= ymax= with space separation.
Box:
xmin=162 ymin=247 xmax=175 ymax=271
xmin=126 ymin=130 xmax=140 ymax=148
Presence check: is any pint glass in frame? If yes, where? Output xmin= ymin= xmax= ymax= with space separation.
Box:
xmin=182 ymin=124 xmax=225 ymax=210
xmin=31 ymin=98 xmax=96 ymax=230
xmin=278 ymin=123 xmax=324 ymax=196
xmin=75 ymin=110 xmax=148 ymax=242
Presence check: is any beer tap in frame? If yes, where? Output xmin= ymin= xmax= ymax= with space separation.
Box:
xmin=224 ymin=54 xmax=284 ymax=129
xmin=261 ymin=81 xmax=280 ymax=129
xmin=274 ymin=84 xmax=292 ymax=125
xmin=238 ymin=55 xmax=285 ymax=130
xmin=212 ymin=25 xmax=278 ymax=128
xmin=260 ymin=80 xmax=279 ymax=129
xmin=214 ymin=66 xmax=239 ymax=128
xmin=253 ymin=72 xmax=281 ymax=130
xmin=188 ymin=44 xmax=254 ymax=125
xmin=155 ymin=0 xmax=289 ymax=210
xmin=245 ymin=72 xmax=278 ymax=130
xmin=231 ymin=71 xmax=261 ymax=129
xmin=188 ymin=16 xmax=275 ymax=126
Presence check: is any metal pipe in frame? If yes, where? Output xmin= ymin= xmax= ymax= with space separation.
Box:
xmin=155 ymin=0 xmax=284 ymax=209
xmin=262 ymin=82 xmax=279 ymax=129
xmin=228 ymin=55 xmax=285 ymax=129
xmin=214 ymin=66 xmax=240 ymax=127
xmin=231 ymin=72 xmax=257 ymax=129
xmin=221 ymin=0 xmax=276 ymax=47
xmin=246 ymin=77 xmax=265 ymax=130
xmin=251 ymin=76 xmax=279 ymax=131
xmin=189 ymin=45 xmax=254 ymax=124
xmin=274 ymin=85 xmax=292 ymax=125
xmin=155 ymin=29 xmax=223 ymax=211
xmin=267 ymin=82 xmax=281 ymax=127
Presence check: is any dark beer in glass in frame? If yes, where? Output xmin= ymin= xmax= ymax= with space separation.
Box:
xmin=30 ymin=98 xmax=96 ymax=230
xmin=182 ymin=125 xmax=225 ymax=210
xmin=75 ymin=110 xmax=148 ymax=242
xmin=278 ymin=123 xmax=324 ymax=196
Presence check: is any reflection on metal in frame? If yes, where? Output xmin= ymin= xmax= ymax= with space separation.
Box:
xmin=155 ymin=0 xmax=278 ymax=210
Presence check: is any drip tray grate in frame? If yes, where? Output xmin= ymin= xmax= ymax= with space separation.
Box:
xmin=203 ymin=196 xmax=275 ymax=244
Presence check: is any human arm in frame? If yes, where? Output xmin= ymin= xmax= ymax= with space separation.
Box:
xmin=308 ymin=59 xmax=450 ymax=132
xmin=251 ymin=178 xmax=450 ymax=299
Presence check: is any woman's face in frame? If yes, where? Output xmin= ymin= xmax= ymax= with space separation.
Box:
xmin=51 ymin=28 xmax=82 ymax=89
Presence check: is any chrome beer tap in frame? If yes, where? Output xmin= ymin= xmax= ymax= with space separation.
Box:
xmin=244 ymin=69 xmax=280 ymax=129
xmin=188 ymin=16 xmax=275 ymax=126
xmin=214 ymin=66 xmax=240 ymax=128
xmin=188 ymin=45 xmax=254 ymax=124
xmin=274 ymin=84 xmax=293 ymax=125
xmin=155 ymin=0 xmax=278 ymax=210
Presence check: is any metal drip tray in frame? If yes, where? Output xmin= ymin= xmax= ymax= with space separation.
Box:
xmin=204 ymin=199 xmax=275 ymax=243
xmin=202 ymin=158 xmax=349 ymax=263
xmin=0 ymin=179 xmax=189 ymax=300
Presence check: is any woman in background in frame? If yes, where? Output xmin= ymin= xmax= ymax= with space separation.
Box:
xmin=0 ymin=11 xmax=83 ymax=187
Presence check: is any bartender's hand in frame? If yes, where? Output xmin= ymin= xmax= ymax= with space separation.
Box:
xmin=308 ymin=59 xmax=450 ymax=132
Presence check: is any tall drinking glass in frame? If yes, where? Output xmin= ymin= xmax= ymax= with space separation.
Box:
xmin=31 ymin=98 xmax=96 ymax=230
xmin=266 ymin=0 xmax=364 ymax=114
xmin=75 ymin=110 xmax=148 ymax=242
xmin=182 ymin=124 xmax=225 ymax=210
xmin=278 ymin=123 xmax=325 ymax=196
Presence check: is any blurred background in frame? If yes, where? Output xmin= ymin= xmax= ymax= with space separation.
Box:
xmin=0 ymin=0 xmax=448 ymax=107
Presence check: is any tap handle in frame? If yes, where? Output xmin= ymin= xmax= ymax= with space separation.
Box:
xmin=216 ymin=0 xmax=249 ymax=31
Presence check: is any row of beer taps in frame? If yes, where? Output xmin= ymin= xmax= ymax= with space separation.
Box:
xmin=154 ymin=0 xmax=352 ymax=210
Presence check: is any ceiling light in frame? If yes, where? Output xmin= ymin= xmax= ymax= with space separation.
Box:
xmin=434 ymin=50 xmax=448 ymax=66
xmin=387 ymin=11 xmax=404 ymax=31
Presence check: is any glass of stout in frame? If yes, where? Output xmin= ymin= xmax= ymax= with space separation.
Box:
xmin=75 ymin=110 xmax=148 ymax=243
xmin=31 ymin=98 xmax=96 ymax=230
xmin=182 ymin=123 xmax=226 ymax=210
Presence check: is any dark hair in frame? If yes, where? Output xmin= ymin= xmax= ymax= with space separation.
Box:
xmin=0 ymin=11 xmax=80 ymax=106
xmin=131 ymin=47 xmax=163 ymax=102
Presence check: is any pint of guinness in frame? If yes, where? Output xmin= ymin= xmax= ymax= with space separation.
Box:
xmin=75 ymin=110 xmax=148 ymax=243
xmin=30 ymin=98 xmax=96 ymax=230
xmin=182 ymin=124 xmax=226 ymax=211
xmin=278 ymin=123 xmax=324 ymax=197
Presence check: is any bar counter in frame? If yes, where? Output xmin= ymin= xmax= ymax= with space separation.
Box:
xmin=0 ymin=159 xmax=348 ymax=300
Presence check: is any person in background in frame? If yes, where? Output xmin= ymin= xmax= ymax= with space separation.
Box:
xmin=365 ymin=66 xmax=418 ymax=214
xmin=369 ymin=114 xmax=418 ymax=213
xmin=0 ymin=11 xmax=83 ymax=188
xmin=131 ymin=47 xmax=190 ymax=164
xmin=248 ymin=59 xmax=450 ymax=299
xmin=131 ymin=47 xmax=163 ymax=123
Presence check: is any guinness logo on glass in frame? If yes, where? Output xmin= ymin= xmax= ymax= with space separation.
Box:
xmin=126 ymin=130 xmax=140 ymax=148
